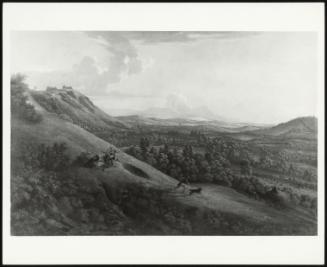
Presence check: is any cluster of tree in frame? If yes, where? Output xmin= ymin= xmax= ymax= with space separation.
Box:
xmin=256 ymin=149 xmax=289 ymax=173
xmin=127 ymin=135 xmax=317 ymax=210
xmin=256 ymin=150 xmax=316 ymax=183
xmin=21 ymin=142 xmax=71 ymax=172
xmin=190 ymin=130 xmax=212 ymax=146
xmin=250 ymin=147 xmax=316 ymax=181
xmin=95 ymin=129 xmax=199 ymax=148
xmin=279 ymin=186 xmax=317 ymax=211
xmin=301 ymin=169 xmax=316 ymax=182
xmin=73 ymin=148 xmax=117 ymax=170
xmin=253 ymin=170 xmax=316 ymax=191
xmin=286 ymin=151 xmax=317 ymax=167
xmin=11 ymin=148 xmax=132 ymax=235
xmin=201 ymin=135 xmax=316 ymax=184
xmin=230 ymin=175 xmax=283 ymax=204
xmin=18 ymin=139 xmax=120 ymax=175
xmin=127 ymin=139 xmax=230 ymax=184
xmin=126 ymin=138 xmax=280 ymax=201
xmin=32 ymin=91 xmax=77 ymax=120
xmin=11 ymin=74 xmax=42 ymax=123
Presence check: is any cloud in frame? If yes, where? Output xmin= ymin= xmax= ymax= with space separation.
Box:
xmin=86 ymin=31 xmax=143 ymax=78
xmin=166 ymin=93 xmax=191 ymax=113
xmin=122 ymin=31 xmax=194 ymax=44
xmin=73 ymin=31 xmax=259 ymax=95
xmin=25 ymin=56 xmax=110 ymax=95
xmin=84 ymin=31 xmax=260 ymax=79
xmin=25 ymin=31 xmax=261 ymax=96
xmin=86 ymin=31 xmax=260 ymax=46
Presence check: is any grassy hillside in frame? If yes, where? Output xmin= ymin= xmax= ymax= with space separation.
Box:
xmin=29 ymin=86 xmax=129 ymax=132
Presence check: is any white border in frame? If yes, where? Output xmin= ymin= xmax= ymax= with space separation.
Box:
xmin=3 ymin=3 xmax=325 ymax=265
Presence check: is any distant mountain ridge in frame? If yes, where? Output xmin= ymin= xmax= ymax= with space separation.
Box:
xmin=116 ymin=114 xmax=271 ymax=133
xmin=29 ymin=86 xmax=317 ymax=137
xmin=251 ymin=116 xmax=317 ymax=137
xmin=138 ymin=105 xmax=223 ymax=121
xmin=132 ymin=93 xmax=225 ymax=121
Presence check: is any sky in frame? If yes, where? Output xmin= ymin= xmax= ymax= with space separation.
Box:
xmin=11 ymin=31 xmax=318 ymax=124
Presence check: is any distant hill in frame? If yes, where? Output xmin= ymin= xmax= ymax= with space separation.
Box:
xmin=137 ymin=106 xmax=224 ymax=121
xmin=251 ymin=116 xmax=317 ymax=138
xmin=29 ymin=86 xmax=268 ymax=135
xmin=117 ymin=114 xmax=269 ymax=133
xmin=135 ymin=93 xmax=224 ymax=121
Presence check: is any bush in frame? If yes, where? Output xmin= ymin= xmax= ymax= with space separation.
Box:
xmin=36 ymin=143 xmax=70 ymax=171
xmin=11 ymin=74 xmax=42 ymax=123
xmin=73 ymin=152 xmax=90 ymax=167
xmin=19 ymin=142 xmax=71 ymax=172
xmin=73 ymin=152 xmax=99 ymax=168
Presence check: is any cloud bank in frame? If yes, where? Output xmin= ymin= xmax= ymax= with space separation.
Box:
xmin=25 ymin=31 xmax=259 ymax=95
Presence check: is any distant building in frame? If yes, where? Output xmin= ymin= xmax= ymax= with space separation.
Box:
xmin=46 ymin=86 xmax=58 ymax=92
xmin=62 ymin=85 xmax=73 ymax=90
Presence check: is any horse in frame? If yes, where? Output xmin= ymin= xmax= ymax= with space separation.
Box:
xmin=176 ymin=178 xmax=190 ymax=193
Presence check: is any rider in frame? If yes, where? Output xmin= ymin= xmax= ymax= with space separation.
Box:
xmin=109 ymin=148 xmax=116 ymax=164
xmin=102 ymin=147 xmax=117 ymax=170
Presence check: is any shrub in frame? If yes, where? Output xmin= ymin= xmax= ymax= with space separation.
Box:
xmin=73 ymin=152 xmax=91 ymax=167
xmin=11 ymin=74 xmax=42 ymax=123
xmin=73 ymin=152 xmax=99 ymax=168
xmin=36 ymin=143 xmax=70 ymax=171
xmin=20 ymin=142 xmax=71 ymax=172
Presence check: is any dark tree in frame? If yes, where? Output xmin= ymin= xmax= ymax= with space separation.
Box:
xmin=11 ymin=74 xmax=42 ymax=123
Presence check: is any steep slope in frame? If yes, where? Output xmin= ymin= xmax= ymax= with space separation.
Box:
xmin=29 ymin=86 xmax=129 ymax=132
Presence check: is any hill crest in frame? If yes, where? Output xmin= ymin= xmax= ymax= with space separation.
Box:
xmin=29 ymin=86 xmax=129 ymax=132
xmin=252 ymin=116 xmax=317 ymax=137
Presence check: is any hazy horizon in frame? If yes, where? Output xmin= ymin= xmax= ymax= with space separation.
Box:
xmin=11 ymin=31 xmax=318 ymax=124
